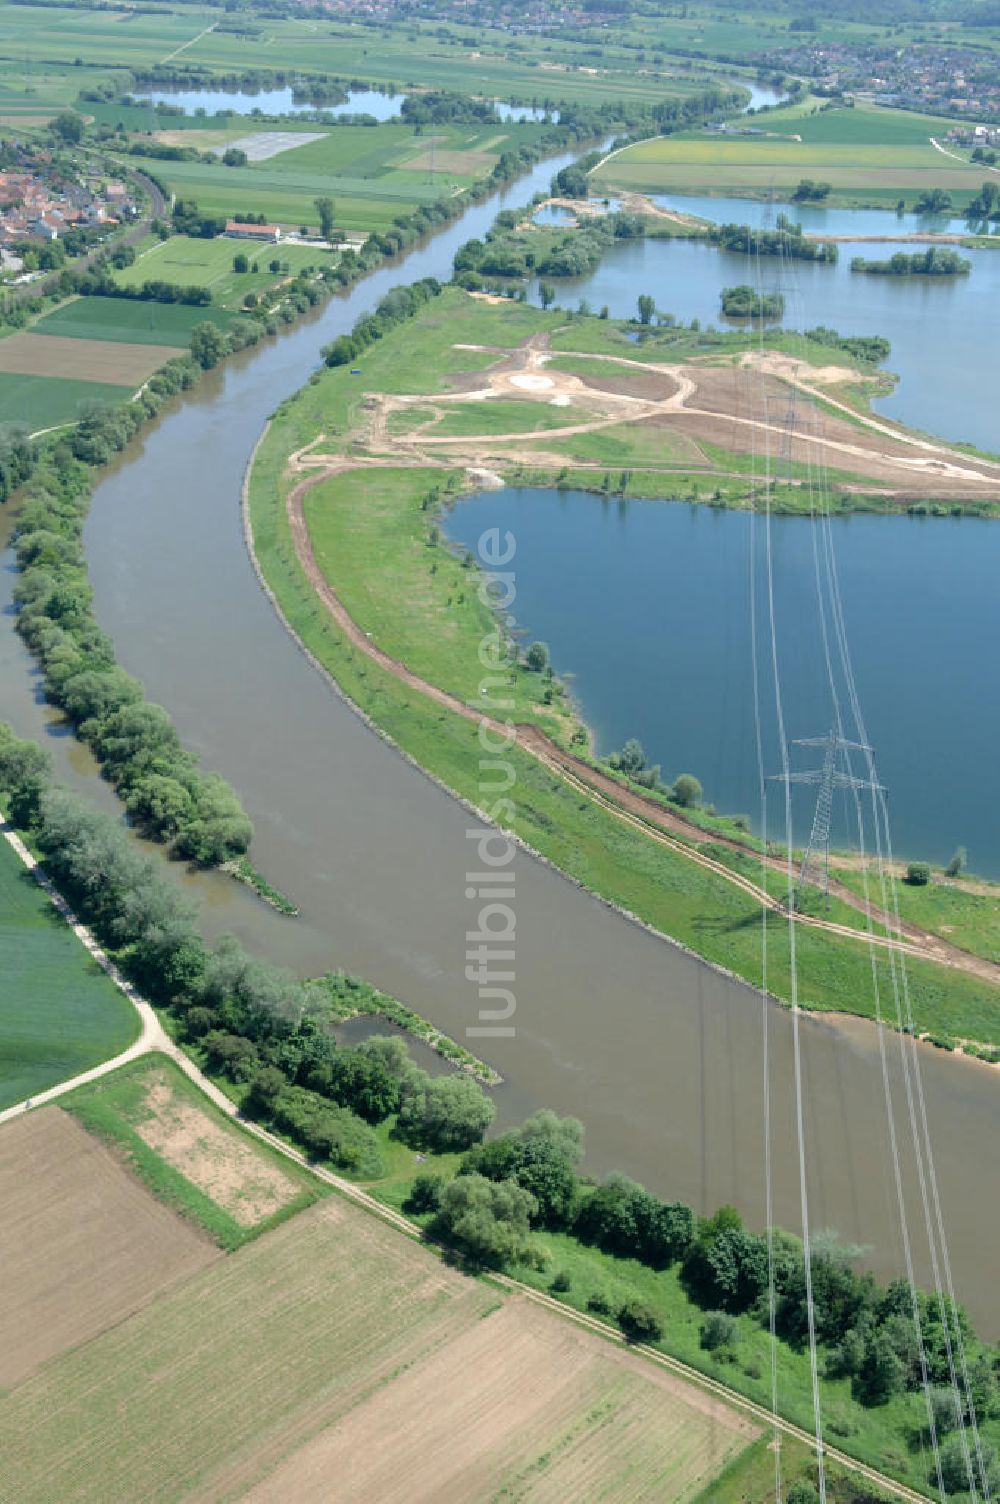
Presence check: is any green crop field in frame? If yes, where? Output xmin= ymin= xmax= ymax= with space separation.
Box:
xmin=145 ymin=121 xmax=534 ymax=232
xmin=0 ymin=835 xmax=138 ymax=1108
xmin=114 ymin=235 xmax=337 ymax=308
xmin=593 ymin=105 xmax=991 ymax=209
xmin=31 ymin=295 xmax=235 ymax=345
xmin=0 ymin=371 xmax=132 ymax=430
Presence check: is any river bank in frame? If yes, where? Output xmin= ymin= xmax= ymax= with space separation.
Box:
xmin=0 ymin=139 xmax=989 ymax=1329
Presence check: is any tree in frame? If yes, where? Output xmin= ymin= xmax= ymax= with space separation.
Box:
xmin=0 ymin=724 xmax=50 ymax=825
xmin=268 ymin=258 xmax=281 ymax=274
xmin=461 ymin=1110 xmax=583 ymax=1228
xmin=524 ymin=640 xmax=549 ymax=672
xmin=398 ymin=1072 xmax=495 ymax=1151
xmin=52 ymin=111 xmax=83 ymax=144
xmin=402 ymin=1172 xmax=444 ymax=1214
xmin=222 ymin=147 xmax=248 ymax=167
xmin=945 ymin=846 xmax=966 ymax=878
xmin=244 ymin=1066 xmax=286 ymax=1116
xmin=672 ymin=773 xmax=702 ymax=808
xmin=314 ymin=195 xmax=336 ymax=241
xmin=637 ymin=293 xmax=656 ymax=325
xmin=905 ymin=861 xmax=931 ymax=886
xmin=539 ymin=280 xmax=555 ymax=309
xmin=190 ymin=322 xmax=228 ymax=370
xmin=232 ymin=253 xmax=249 ymax=274
xmin=434 ymin=1174 xmax=537 ymax=1264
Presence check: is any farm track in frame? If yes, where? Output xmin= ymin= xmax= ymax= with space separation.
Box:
xmin=0 ymin=813 xmax=937 ymax=1503
xmin=278 ymin=339 xmax=1000 ymax=992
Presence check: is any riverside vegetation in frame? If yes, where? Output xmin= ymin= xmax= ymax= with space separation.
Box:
xmin=248 ymin=277 xmax=1000 ymax=1055
xmin=1 ymin=722 xmax=997 ymax=1501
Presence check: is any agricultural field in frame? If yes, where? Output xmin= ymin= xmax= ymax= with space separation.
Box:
xmin=592 ymin=104 xmax=992 ymax=210
xmin=114 ymin=234 xmax=337 ymax=310
xmin=65 ymin=1055 xmax=319 ymax=1249
xmin=0 ymin=1183 xmax=755 ymax=1502
xmin=0 ymin=329 xmax=175 ymax=385
xmin=32 ymin=294 xmax=235 ymax=345
xmin=0 ymin=1107 xmax=218 ymax=1387
xmin=146 ymin=121 xmax=544 ymax=234
xmin=0 ymin=834 xmax=137 ymax=1107
xmin=0 ymin=370 xmax=133 ymax=430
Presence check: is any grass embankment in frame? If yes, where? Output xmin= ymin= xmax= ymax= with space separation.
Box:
xmin=592 ymin=103 xmax=991 ymax=211
xmin=0 ymin=834 xmax=138 ymax=1108
xmin=831 ymin=859 xmax=1000 ymax=981
xmin=248 ymin=287 xmax=1000 ymax=1048
xmin=63 ymin=1054 xmax=320 ymax=1250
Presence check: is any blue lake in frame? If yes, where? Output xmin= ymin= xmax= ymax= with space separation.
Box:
xmin=444 ymin=490 xmax=1000 ymax=875
xmin=142 ymin=85 xmax=406 ymax=119
xmin=527 ymin=206 xmax=1000 ymax=453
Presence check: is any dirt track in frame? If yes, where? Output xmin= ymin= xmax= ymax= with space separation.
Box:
xmin=283 ymin=446 xmax=1000 ymax=993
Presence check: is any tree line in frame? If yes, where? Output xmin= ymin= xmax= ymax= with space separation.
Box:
xmin=1 ymin=718 xmax=996 ymax=1489
xmin=0 ymin=724 xmax=495 ymax=1176
xmin=850 ymin=249 xmax=971 ymax=277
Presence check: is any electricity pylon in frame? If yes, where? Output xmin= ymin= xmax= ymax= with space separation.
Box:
xmin=771 ymin=730 xmax=883 ymax=908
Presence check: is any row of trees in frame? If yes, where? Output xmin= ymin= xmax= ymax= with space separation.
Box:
xmin=11 ymin=399 xmax=255 ymax=865
xmin=851 ymin=249 xmax=971 ymax=277
xmin=711 ymin=220 xmax=839 ymax=263
xmin=0 ymin=724 xmax=495 ymax=1175
xmin=404 ymin=1105 xmax=999 ymax=1453
xmin=321 ymin=277 xmax=442 ymax=367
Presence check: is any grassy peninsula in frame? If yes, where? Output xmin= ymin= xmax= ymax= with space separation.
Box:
xmin=247 ymin=283 xmax=1000 ymax=1052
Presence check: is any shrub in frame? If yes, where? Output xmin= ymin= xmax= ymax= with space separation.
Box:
xmin=402 ymin=1172 xmax=445 ymax=1215
xmin=551 ymin=1269 xmax=572 ymax=1293
xmin=700 ymin=1310 xmax=740 ymax=1354
xmin=617 ymin=1300 xmax=662 ymax=1343
xmin=905 ymin=862 xmax=931 ymax=886
xmin=586 ymin=1292 xmax=612 ymax=1315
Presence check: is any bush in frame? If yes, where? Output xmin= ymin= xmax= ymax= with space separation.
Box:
xmin=551 ymin=1269 xmax=572 ymax=1293
xmin=700 ymin=1310 xmax=740 ymax=1354
xmin=617 ymin=1300 xmax=662 ymax=1343
xmin=586 ymin=1292 xmax=612 ymax=1315
xmin=397 ymin=1071 xmax=495 ymax=1152
xmin=402 ymin=1172 xmax=445 ymax=1215
xmin=905 ymin=862 xmax=931 ymax=886
xmin=672 ymin=773 xmax=703 ymax=808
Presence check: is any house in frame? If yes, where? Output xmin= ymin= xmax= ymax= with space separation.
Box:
xmin=225 ymin=220 xmax=281 ymax=243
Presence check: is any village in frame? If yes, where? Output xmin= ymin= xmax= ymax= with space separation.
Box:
xmin=0 ymin=143 xmax=137 ymax=275
xmin=768 ymin=40 xmax=1000 ymax=122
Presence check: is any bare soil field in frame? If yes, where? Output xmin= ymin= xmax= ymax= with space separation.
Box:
xmin=134 ymin=1068 xmax=301 ymax=1227
xmin=243 ymin=1298 xmax=756 ymax=1504
xmin=0 ymin=333 xmax=177 ymax=386
xmin=0 ymin=1199 xmax=495 ymax=1503
xmin=0 ymin=1108 xmax=217 ymax=1389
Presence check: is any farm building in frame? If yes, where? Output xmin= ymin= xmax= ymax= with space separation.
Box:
xmin=225 ymin=221 xmax=282 ymax=243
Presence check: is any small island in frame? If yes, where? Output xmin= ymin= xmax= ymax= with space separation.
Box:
xmin=720 ymin=284 xmax=785 ymax=321
xmin=850 ymin=248 xmax=972 ymax=277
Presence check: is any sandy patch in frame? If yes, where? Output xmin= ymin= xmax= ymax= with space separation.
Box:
xmin=215 ymin=130 xmax=324 ymax=162
xmin=135 ymin=1073 xmax=299 ymax=1226
xmin=510 ymin=372 xmax=555 ymax=392
xmin=0 ymin=1108 xmax=217 ymax=1388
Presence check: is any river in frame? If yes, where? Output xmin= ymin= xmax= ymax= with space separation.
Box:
xmin=0 ymin=143 xmax=997 ymax=1331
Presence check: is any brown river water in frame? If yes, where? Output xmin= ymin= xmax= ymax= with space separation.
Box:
xmin=0 ymin=151 xmax=996 ymax=1332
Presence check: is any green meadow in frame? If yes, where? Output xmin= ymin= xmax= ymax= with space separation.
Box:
xmin=32 ymin=295 xmax=236 ymax=345
xmin=0 ymin=834 xmax=138 ymax=1109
